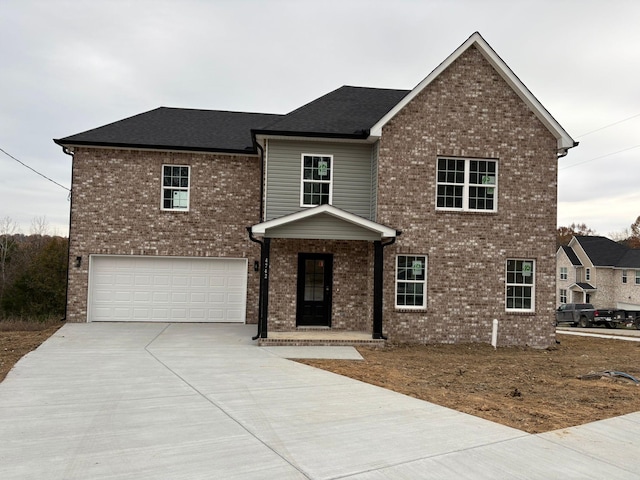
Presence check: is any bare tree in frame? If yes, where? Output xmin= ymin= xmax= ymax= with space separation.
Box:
xmin=29 ymin=216 xmax=49 ymax=236
xmin=0 ymin=216 xmax=18 ymax=304
xmin=629 ymin=216 xmax=640 ymax=248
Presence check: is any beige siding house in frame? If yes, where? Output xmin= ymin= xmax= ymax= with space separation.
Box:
xmin=557 ymin=236 xmax=640 ymax=310
xmin=55 ymin=33 xmax=577 ymax=347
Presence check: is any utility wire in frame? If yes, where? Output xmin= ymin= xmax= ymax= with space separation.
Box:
xmin=576 ymin=112 xmax=640 ymax=138
xmin=560 ymin=144 xmax=640 ymax=170
xmin=0 ymin=147 xmax=70 ymax=192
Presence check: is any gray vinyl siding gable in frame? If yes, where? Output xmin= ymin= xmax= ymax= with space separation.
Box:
xmin=265 ymin=139 xmax=375 ymax=221
xmin=371 ymin=141 xmax=379 ymax=220
xmin=265 ymin=213 xmax=381 ymax=241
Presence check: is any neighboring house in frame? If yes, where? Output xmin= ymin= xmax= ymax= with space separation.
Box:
xmin=557 ymin=236 xmax=640 ymax=310
xmin=54 ymin=32 xmax=577 ymax=347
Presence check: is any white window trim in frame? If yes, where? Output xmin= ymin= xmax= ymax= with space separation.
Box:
xmin=395 ymin=255 xmax=428 ymax=310
xmin=560 ymin=267 xmax=568 ymax=280
xmin=300 ymin=153 xmax=334 ymax=207
xmin=622 ymin=270 xmax=627 ymax=284
xmin=435 ymin=157 xmax=498 ymax=212
xmin=161 ymin=164 xmax=191 ymax=212
xmin=635 ymin=270 xmax=640 ymax=285
xmin=559 ymin=288 xmax=567 ymax=304
xmin=505 ymin=258 xmax=535 ymax=312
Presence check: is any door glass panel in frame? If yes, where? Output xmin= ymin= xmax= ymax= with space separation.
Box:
xmin=304 ymin=259 xmax=324 ymax=301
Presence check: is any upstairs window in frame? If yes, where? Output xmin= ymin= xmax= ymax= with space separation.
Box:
xmin=301 ymin=154 xmax=332 ymax=207
xmin=622 ymin=270 xmax=627 ymax=284
xmin=585 ymin=268 xmax=591 ymax=282
xmin=559 ymin=267 xmax=568 ymax=280
xmin=636 ymin=270 xmax=640 ymax=285
xmin=162 ymin=165 xmax=190 ymax=211
xmin=436 ymin=158 xmax=497 ymax=212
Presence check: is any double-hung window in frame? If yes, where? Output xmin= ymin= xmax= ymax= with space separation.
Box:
xmin=301 ymin=154 xmax=332 ymax=207
xmin=436 ymin=157 xmax=497 ymax=211
xmin=559 ymin=289 xmax=567 ymax=304
xmin=396 ymin=255 xmax=427 ymax=309
xmin=622 ymin=270 xmax=627 ymax=284
xmin=636 ymin=270 xmax=640 ymax=285
xmin=506 ymin=259 xmax=535 ymax=312
xmin=559 ymin=267 xmax=568 ymax=280
xmin=162 ymin=165 xmax=190 ymax=211
xmin=585 ymin=268 xmax=591 ymax=282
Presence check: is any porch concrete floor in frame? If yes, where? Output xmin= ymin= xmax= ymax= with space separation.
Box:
xmin=257 ymin=330 xmax=385 ymax=347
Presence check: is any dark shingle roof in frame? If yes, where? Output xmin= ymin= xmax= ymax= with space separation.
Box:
xmin=561 ymin=246 xmax=582 ymax=266
xmin=254 ymin=86 xmax=410 ymax=138
xmin=618 ymin=249 xmax=640 ymax=268
xmin=54 ymin=86 xmax=410 ymax=151
xmin=575 ymin=235 xmax=639 ymax=268
xmin=54 ymin=107 xmax=283 ymax=153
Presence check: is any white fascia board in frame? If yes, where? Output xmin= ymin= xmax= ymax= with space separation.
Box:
xmin=251 ymin=204 xmax=397 ymax=237
xmin=369 ymin=32 xmax=577 ymax=152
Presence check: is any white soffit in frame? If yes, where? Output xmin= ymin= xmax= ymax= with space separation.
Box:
xmin=369 ymin=32 xmax=577 ymax=152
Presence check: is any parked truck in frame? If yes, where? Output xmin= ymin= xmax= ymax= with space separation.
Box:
xmin=556 ymin=303 xmax=640 ymax=329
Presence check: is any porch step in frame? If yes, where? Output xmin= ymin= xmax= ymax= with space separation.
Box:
xmin=257 ymin=330 xmax=385 ymax=347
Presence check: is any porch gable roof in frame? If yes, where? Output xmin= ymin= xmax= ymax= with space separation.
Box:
xmin=251 ymin=205 xmax=398 ymax=240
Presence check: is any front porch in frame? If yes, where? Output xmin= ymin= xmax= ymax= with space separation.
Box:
xmin=257 ymin=329 xmax=386 ymax=347
xmin=248 ymin=205 xmax=400 ymax=343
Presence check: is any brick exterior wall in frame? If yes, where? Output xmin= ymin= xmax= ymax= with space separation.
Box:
xmin=267 ymin=239 xmax=373 ymax=332
xmin=66 ymin=148 xmax=261 ymax=323
xmin=375 ymin=46 xmax=559 ymax=347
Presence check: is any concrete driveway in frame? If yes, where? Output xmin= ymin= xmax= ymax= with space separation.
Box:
xmin=1 ymin=323 xmax=639 ymax=479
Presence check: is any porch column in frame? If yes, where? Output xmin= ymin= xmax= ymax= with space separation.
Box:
xmin=373 ymin=240 xmax=384 ymax=339
xmin=258 ymin=237 xmax=271 ymax=338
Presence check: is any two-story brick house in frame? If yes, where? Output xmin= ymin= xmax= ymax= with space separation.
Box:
xmin=557 ymin=236 xmax=640 ymax=310
xmin=55 ymin=32 xmax=576 ymax=347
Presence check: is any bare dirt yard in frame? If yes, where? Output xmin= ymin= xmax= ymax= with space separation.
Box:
xmin=0 ymin=322 xmax=62 ymax=382
xmin=2 ymin=324 xmax=639 ymax=434
xmin=299 ymin=333 xmax=640 ymax=433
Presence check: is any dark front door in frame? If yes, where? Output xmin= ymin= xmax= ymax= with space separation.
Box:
xmin=297 ymin=253 xmax=333 ymax=327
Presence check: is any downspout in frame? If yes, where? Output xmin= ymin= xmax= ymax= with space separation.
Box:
xmin=372 ymin=232 xmax=400 ymax=340
xmin=60 ymin=146 xmax=74 ymax=322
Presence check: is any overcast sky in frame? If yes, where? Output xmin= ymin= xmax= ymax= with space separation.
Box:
xmin=2 ymin=0 xmax=639 ymax=237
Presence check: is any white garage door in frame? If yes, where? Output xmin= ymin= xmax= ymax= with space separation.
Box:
xmin=88 ymin=256 xmax=247 ymax=323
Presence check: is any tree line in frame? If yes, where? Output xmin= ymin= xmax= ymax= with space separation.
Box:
xmin=0 ymin=217 xmax=68 ymax=319
xmin=557 ymin=215 xmax=640 ymax=249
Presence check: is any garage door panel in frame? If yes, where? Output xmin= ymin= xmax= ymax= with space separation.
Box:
xmin=153 ymin=275 xmax=170 ymax=286
xmin=133 ymin=291 xmax=151 ymax=302
xmin=135 ymin=275 xmax=152 ymax=287
xmin=89 ymin=256 xmax=247 ymax=323
xmin=152 ymin=292 xmax=170 ymax=303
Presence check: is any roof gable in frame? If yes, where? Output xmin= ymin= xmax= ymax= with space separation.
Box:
xmin=560 ymin=246 xmax=582 ymax=266
xmin=251 ymin=204 xmax=398 ymax=239
xmin=55 ymin=107 xmax=282 ymax=154
xmin=369 ymin=32 xmax=576 ymax=152
xmin=573 ymin=235 xmax=634 ymax=267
